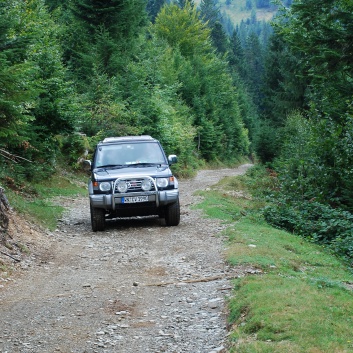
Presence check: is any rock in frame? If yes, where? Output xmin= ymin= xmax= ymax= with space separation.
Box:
xmin=209 ymin=346 xmax=225 ymax=353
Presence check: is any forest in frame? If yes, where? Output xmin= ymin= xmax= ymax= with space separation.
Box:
xmin=1 ymin=0 xmax=353 ymax=260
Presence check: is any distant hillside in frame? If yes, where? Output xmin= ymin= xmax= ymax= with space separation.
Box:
xmin=195 ymin=0 xmax=277 ymax=25
xmin=221 ymin=2 xmax=276 ymax=24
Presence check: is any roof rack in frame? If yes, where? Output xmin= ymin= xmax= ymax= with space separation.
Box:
xmin=102 ymin=135 xmax=154 ymax=144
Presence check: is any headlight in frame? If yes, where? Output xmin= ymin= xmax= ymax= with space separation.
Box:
xmin=99 ymin=182 xmax=111 ymax=192
xmin=117 ymin=180 xmax=128 ymax=193
xmin=156 ymin=178 xmax=168 ymax=188
xmin=141 ymin=179 xmax=152 ymax=191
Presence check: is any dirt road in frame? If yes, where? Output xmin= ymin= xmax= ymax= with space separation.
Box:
xmin=0 ymin=165 xmax=252 ymax=353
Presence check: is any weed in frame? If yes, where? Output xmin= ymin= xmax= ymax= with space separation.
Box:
xmin=17 ymin=243 xmax=29 ymax=254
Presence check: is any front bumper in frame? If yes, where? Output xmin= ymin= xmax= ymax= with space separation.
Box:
xmin=89 ymin=189 xmax=179 ymax=210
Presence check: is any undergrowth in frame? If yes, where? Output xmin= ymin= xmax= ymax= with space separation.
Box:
xmin=3 ymin=169 xmax=87 ymax=231
xmin=245 ymin=164 xmax=353 ymax=264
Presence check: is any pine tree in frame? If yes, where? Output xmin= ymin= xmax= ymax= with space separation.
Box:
xmin=68 ymin=0 xmax=147 ymax=79
xmin=229 ymin=30 xmax=246 ymax=79
xmin=176 ymin=0 xmax=195 ymax=9
xmin=243 ymin=33 xmax=264 ymax=108
xmin=267 ymin=0 xmax=353 ymax=209
xmin=25 ymin=0 xmax=77 ymax=136
xmin=199 ymin=0 xmax=229 ymax=54
xmin=261 ymin=34 xmax=307 ymax=127
xmin=153 ymin=2 xmax=249 ymax=160
xmin=275 ymin=0 xmax=353 ymax=121
xmin=0 ymin=0 xmax=80 ymax=180
xmin=0 ymin=1 xmax=37 ymax=147
xmin=146 ymin=0 xmax=166 ymax=22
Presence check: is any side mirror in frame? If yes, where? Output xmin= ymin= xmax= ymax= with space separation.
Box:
xmin=83 ymin=160 xmax=92 ymax=171
xmin=168 ymin=155 xmax=178 ymax=165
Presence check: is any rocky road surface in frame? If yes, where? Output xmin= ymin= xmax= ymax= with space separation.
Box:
xmin=0 ymin=164 xmax=253 ymax=353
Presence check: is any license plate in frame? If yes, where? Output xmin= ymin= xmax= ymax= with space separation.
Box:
xmin=122 ymin=196 xmax=149 ymax=203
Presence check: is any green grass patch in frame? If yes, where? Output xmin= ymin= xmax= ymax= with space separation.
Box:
xmin=6 ymin=171 xmax=87 ymax=231
xmin=192 ymin=173 xmax=263 ymax=222
xmin=193 ymin=189 xmax=254 ymax=222
xmin=194 ymin=170 xmax=353 ymax=353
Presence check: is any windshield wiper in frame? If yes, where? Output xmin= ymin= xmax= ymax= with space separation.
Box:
xmin=96 ymin=164 xmax=125 ymax=169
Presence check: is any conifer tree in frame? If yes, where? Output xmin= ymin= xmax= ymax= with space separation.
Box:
xmin=275 ymin=0 xmax=353 ymax=121
xmin=153 ymin=2 xmax=249 ymax=160
xmin=0 ymin=1 xmax=38 ymax=146
xmin=243 ymin=33 xmax=264 ymax=108
xmin=229 ymin=30 xmax=246 ymax=79
xmin=267 ymin=0 xmax=353 ymax=209
xmin=0 ymin=0 xmax=80 ymax=180
xmin=261 ymin=34 xmax=307 ymax=127
xmin=199 ymin=0 xmax=229 ymax=54
xmin=68 ymin=0 xmax=147 ymax=80
xmin=146 ymin=0 xmax=166 ymax=22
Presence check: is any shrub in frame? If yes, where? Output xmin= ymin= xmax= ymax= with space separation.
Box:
xmin=60 ymin=133 xmax=90 ymax=167
xmin=330 ymin=236 xmax=353 ymax=264
xmin=263 ymin=200 xmax=353 ymax=260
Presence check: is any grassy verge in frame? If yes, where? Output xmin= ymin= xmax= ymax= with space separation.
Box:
xmin=5 ymin=170 xmax=87 ymax=231
xmin=194 ymin=168 xmax=353 ymax=353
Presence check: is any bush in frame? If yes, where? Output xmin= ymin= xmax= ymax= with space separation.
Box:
xmin=264 ymin=200 xmax=353 ymax=260
xmin=253 ymin=121 xmax=281 ymax=163
xmin=331 ymin=236 xmax=353 ymax=264
xmin=60 ymin=133 xmax=90 ymax=167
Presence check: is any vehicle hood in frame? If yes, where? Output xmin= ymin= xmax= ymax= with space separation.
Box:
xmin=93 ymin=165 xmax=172 ymax=181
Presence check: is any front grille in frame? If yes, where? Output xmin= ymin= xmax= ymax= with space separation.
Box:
xmin=114 ymin=178 xmax=156 ymax=193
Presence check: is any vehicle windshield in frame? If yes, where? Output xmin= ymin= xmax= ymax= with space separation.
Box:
xmin=95 ymin=142 xmax=166 ymax=168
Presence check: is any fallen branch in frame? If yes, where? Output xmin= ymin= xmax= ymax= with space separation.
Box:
xmin=0 ymin=250 xmax=20 ymax=262
xmin=0 ymin=148 xmax=32 ymax=163
xmin=145 ymin=274 xmax=232 ymax=287
xmin=144 ymin=268 xmax=263 ymax=287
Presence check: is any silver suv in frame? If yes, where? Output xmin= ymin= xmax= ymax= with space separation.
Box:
xmin=86 ymin=136 xmax=180 ymax=231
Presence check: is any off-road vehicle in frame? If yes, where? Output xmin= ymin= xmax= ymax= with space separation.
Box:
xmin=85 ymin=136 xmax=180 ymax=231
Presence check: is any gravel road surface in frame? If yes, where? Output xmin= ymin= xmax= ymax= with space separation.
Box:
xmin=0 ymin=164 xmax=252 ymax=353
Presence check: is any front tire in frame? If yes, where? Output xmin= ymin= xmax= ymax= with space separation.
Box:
xmin=90 ymin=205 xmax=106 ymax=232
xmin=165 ymin=198 xmax=180 ymax=226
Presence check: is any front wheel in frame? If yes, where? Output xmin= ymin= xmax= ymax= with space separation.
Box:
xmin=90 ymin=205 xmax=106 ymax=232
xmin=165 ymin=198 xmax=180 ymax=226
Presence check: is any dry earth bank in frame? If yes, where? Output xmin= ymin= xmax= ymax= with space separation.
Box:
xmin=0 ymin=164 xmax=253 ymax=353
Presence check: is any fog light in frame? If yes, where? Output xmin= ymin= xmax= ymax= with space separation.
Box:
xmin=117 ymin=180 xmax=128 ymax=193
xmin=141 ymin=178 xmax=152 ymax=191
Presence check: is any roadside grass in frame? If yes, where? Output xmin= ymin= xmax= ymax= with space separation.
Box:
xmin=6 ymin=171 xmax=87 ymax=231
xmin=193 ymin=170 xmax=353 ymax=353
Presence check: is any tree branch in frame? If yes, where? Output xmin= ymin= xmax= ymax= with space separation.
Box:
xmin=0 ymin=148 xmax=32 ymax=163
